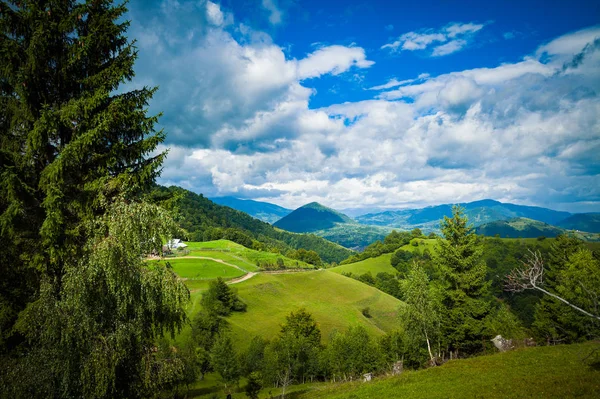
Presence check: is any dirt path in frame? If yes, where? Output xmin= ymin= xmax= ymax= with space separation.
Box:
xmin=227 ymin=272 xmax=258 ymax=285
xmin=164 ymin=256 xmax=245 ymax=272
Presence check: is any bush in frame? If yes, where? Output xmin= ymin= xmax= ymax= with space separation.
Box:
xmin=362 ymin=307 xmax=372 ymax=318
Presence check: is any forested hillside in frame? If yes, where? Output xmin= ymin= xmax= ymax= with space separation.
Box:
xmin=150 ymin=185 xmax=353 ymax=263
xmin=210 ymin=196 xmax=291 ymax=224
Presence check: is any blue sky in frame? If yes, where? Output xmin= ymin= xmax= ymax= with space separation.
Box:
xmin=125 ymin=0 xmax=600 ymax=212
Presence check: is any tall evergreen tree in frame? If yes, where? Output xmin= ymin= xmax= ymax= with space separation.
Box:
xmin=434 ymin=206 xmax=491 ymax=355
xmin=0 ymin=1 xmax=188 ymax=397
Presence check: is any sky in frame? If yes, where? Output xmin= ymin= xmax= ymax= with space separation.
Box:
xmin=125 ymin=0 xmax=600 ymax=213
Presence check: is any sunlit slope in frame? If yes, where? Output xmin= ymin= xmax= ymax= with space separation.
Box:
xmin=330 ymin=253 xmax=397 ymax=275
xmin=296 ymin=342 xmax=600 ymax=399
xmin=226 ymin=270 xmax=404 ymax=350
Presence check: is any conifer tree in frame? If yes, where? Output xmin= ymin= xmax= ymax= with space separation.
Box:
xmin=1 ymin=1 xmax=188 ymax=397
xmin=434 ymin=206 xmax=491 ymax=355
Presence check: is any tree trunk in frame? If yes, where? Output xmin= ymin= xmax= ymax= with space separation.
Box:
xmin=424 ymin=330 xmax=434 ymax=361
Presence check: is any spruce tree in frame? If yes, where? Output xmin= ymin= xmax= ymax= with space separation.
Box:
xmin=434 ymin=205 xmax=491 ymax=355
xmin=1 ymin=1 xmax=188 ymax=397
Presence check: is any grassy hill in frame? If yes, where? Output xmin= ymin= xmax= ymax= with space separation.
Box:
xmin=183 ymin=240 xmax=312 ymax=270
xmin=294 ymin=342 xmax=600 ymax=399
xmin=274 ymin=202 xmax=354 ymax=233
xmin=225 ymin=271 xmax=404 ymax=350
xmin=330 ymin=253 xmax=397 ymax=276
xmin=476 ymin=217 xmax=565 ymax=238
xmin=191 ymin=342 xmax=600 ymax=398
xmin=210 ymin=196 xmax=291 ymax=224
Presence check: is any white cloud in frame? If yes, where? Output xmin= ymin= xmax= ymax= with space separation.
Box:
xmin=297 ymin=46 xmax=374 ymax=79
xmin=261 ymin=0 xmax=283 ymax=25
xmin=205 ymin=1 xmax=224 ymax=26
xmin=382 ymin=22 xmax=486 ymax=56
xmin=432 ymin=39 xmax=467 ymax=56
xmin=128 ymin=5 xmax=600 ymax=212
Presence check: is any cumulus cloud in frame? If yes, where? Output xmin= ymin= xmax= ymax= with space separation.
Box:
xmin=128 ymin=4 xmax=600 ymax=212
xmin=382 ymin=22 xmax=487 ymax=56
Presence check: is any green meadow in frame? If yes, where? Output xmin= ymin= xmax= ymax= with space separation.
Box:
xmin=191 ymin=342 xmax=600 ymax=398
xmin=330 ymin=252 xmax=397 ymax=275
xmin=226 ymin=271 xmax=404 ymax=350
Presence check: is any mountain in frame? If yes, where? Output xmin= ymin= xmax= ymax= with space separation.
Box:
xmin=150 ymin=186 xmax=353 ymax=263
xmin=273 ymin=202 xmax=394 ymax=250
xmin=556 ymin=213 xmax=600 ymax=233
xmin=356 ymin=199 xmax=572 ymax=232
xmin=210 ymin=196 xmax=291 ymax=224
xmin=475 ymin=217 xmax=565 ymax=238
xmin=274 ymin=202 xmax=354 ymax=233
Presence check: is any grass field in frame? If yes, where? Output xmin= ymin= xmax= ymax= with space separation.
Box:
xmin=180 ymin=240 xmax=312 ymax=270
xmin=151 ymin=258 xmax=245 ymax=280
xmin=191 ymin=342 xmax=600 ymax=398
xmin=226 ymin=270 xmax=404 ymax=351
xmin=329 ymin=253 xmax=397 ymax=276
xmin=298 ymin=342 xmax=600 ymax=399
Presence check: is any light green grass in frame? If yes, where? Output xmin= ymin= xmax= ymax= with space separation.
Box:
xmin=151 ymin=258 xmax=245 ymax=280
xmin=226 ymin=271 xmax=404 ymax=351
xmin=183 ymin=240 xmax=312 ymax=270
xmin=330 ymin=253 xmax=397 ymax=276
xmin=297 ymin=342 xmax=600 ymax=399
xmin=190 ymin=342 xmax=600 ymax=398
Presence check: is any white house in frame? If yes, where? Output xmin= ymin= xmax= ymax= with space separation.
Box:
xmin=166 ymin=239 xmax=188 ymax=250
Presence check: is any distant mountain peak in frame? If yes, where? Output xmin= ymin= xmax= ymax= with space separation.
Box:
xmin=274 ymin=202 xmax=353 ymax=233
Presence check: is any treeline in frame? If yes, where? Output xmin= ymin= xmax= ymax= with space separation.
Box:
xmin=340 ymin=229 xmax=416 ymax=264
xmin=149 ymin=185 xmax=353 ymax=264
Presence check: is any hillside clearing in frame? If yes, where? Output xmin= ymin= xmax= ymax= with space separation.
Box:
xmin=226 ymin=270 xmax=404 ymax=351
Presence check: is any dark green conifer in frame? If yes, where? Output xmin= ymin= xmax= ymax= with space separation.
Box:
xmin=434 ymin=206 xmax=491 ymax=355
xmin=1 ymin=1 xmax=187 ymax=397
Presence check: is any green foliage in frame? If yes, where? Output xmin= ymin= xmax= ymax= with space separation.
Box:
xmin=434 ymin=206 xmax=492 ymax=354
xmin=411 ymin=228 xmax=423 ymax=238
xmin=201 ymin=278 xmax=247 ymax=316
xmin=245 ymin=371 xmax=263 ymax=399
xmin=280 ymin=308 xmax=322 ymax=346
xmin=401 ymin=262 xmax=442 ymax=361
xmin=341 ymin=230 xmax=411 ymax=264
xmin=532 ymin=236 xmax=600 ymax=343
xmin=211 ymin=333 xmax=241 ymax=388
xmin=485 ymin=302 xmax=527 ymax=341
xmin=293 ymin=343 xmax=600 ymax=399
xmin=288 ymin=248 xmax=323 ymax=266
xmin=0 ymin=1 xmax=192 ymax=397
xmin=191 ymin=310 xmax=229 ymax=377
xmin=324 ymin=326 xmax=382 ymax=381
xmin=241 ymin=336 xmax=268 ymax=376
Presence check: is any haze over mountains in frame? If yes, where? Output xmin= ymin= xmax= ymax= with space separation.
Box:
xmin=215 ymin=196 xmax=600 ymax=248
